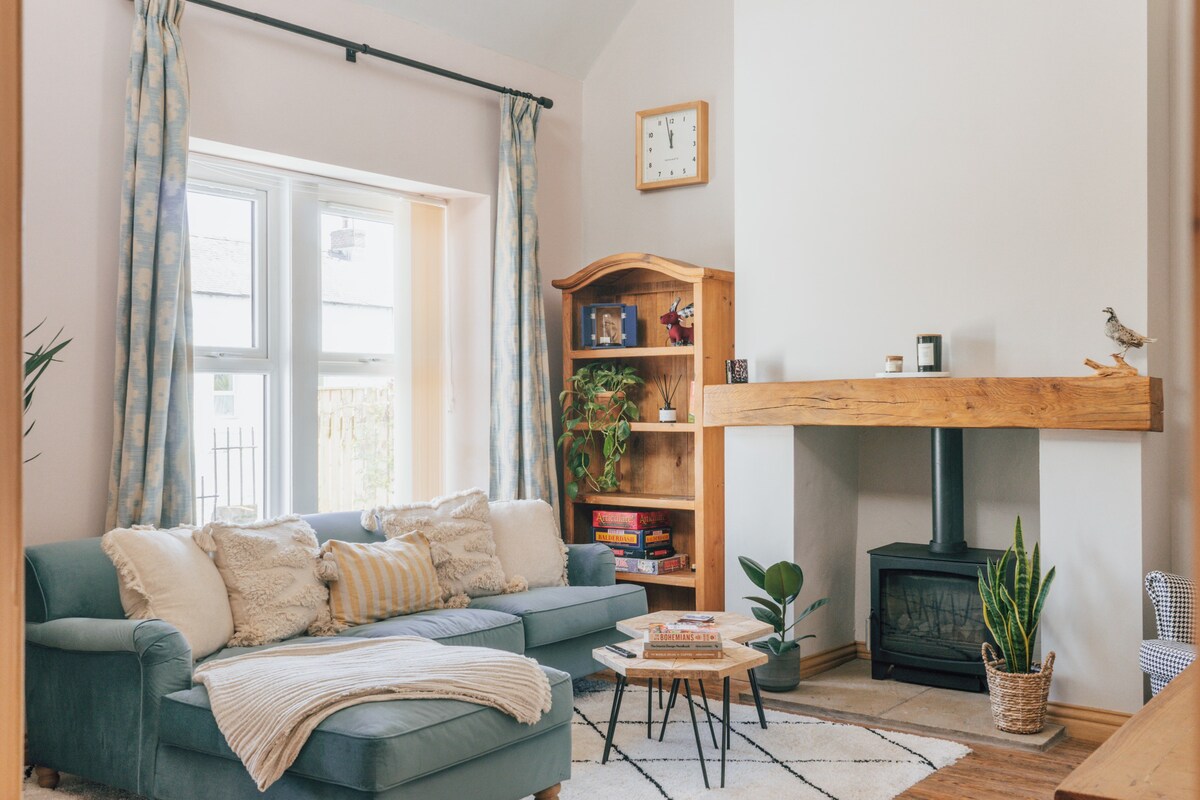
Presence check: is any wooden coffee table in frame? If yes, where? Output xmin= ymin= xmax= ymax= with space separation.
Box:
xmin=593 ymin=639 xmax=768 ymax=789
xmin=616 ymin=610 xmax=774 ymax=728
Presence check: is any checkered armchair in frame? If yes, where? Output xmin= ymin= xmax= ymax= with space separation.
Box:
xmin=1139 ymin=571 xmax=1196 ymax=696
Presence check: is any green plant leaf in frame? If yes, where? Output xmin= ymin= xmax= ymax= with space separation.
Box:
xmin=739 ymin=556 xmax=766 ymax=590
xmin=566 ymin=482 xmax=578 ymax=500
xmin=751 ymin=606 xmax=784 ymax=633
xmin=773 ymin=639 xmax=799 ymax=654
xmin=790 ymin=597 xmax=828 ymax=624
xmin=743 ymin=595 xmax=782 ymax=618
xmin=764 ymin=562 xmax=801 ymax=604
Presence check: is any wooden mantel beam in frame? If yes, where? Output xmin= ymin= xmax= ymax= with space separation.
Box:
xmin=704 ymin=376 xmax=1163 ymax=432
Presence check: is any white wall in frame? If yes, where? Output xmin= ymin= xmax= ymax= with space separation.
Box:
xmin=22 ymin=0 xmax=582 ymax=543
xmin=733 ymin=0 xmax=1180 ymax=711
xmin=582 ymin=0 xmax=734 ymax=267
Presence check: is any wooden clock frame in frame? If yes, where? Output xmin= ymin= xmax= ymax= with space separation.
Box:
xmin=635 ymin=100 xmax=709 ymax=191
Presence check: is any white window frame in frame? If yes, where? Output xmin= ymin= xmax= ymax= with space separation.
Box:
xmin=188 ymin=153 xmax=441 ymax=519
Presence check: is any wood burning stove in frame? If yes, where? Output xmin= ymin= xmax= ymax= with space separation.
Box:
xmin=868 ymin=429 xmax=1010 ymax=692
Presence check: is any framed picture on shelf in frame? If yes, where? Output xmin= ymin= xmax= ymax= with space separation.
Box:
xmin=582 ymin=303 xmax=637 ymax=348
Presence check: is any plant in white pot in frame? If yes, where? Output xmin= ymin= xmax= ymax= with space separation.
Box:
xmin=978 ymin=516 xmax=1057 ymax=734
xmin=739 ymin=556 xmax=829 ymax=692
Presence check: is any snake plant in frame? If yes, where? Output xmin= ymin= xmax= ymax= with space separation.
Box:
xmin=977 ymin=517 xmax=1055 ymax=673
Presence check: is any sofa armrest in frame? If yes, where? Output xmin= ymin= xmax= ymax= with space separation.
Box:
xmin=26 ymin=617 xmax=192 ymax=663
xmin=567 ymin=543 xmax=616 ymax=587
xmin=25 ymin=618 xmax=193 ymax=795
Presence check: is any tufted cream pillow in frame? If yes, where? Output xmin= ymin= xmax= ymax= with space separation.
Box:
xmin=488 ymin=500 xmax=569 ymax=589
xmin=101 ymin=525 xmax=235 ymax=660
xmin=194 ymin=516 xmax=336 ymax=646
xmin=362 ymin=489 xmax=524 ymax=607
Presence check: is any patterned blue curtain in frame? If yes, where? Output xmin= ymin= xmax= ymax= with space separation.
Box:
xmin=107 ymin=0 xmax=194 ymax=529
xmin=489 ymin=96 xmax=559 ymax=516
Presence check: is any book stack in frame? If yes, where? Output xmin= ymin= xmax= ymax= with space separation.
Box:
xmin=642 ymin=621 xmax=723 ymax=660
xmin=592 ymin=509 xmax=688 ymax=575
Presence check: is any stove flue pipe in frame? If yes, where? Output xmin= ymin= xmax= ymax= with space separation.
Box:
xmin=930 ymin=428 xmax=967 ymax=554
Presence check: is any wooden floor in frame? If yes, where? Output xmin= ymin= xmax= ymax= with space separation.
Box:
xmin=900 ymin=738 xmax=1097 ymax=799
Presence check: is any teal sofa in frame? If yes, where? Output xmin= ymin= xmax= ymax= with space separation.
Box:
xmin=25 ymin=511 xmax=647 ymax=799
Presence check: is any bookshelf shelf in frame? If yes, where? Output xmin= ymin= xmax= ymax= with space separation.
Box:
xmin=568 ymin=346 xmax=684 ymax=360
xmin=553 ymin=252 xmax=733 ymax=612
xmin=574 ymin=492 xmax=696 ymax=510
xmin=616 ymin=571 xmax=697 ymax=588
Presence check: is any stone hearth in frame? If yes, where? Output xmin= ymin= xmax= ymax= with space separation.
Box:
xmin=740 ymin=659 xmax=1065 ymax=752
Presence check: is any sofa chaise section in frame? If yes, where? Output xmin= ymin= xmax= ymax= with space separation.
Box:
xmin=153 ymin=665 xmax=573 ymax=800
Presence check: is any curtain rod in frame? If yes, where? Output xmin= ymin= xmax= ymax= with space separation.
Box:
xmin=162 ymin=0 xmax=555 ymax=109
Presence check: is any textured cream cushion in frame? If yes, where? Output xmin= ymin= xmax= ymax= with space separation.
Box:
xmin=362 ymin=489 xmax=523 ymax=607
xmin=101 ymin=525 xmax=235 ymax=660
xmin=194 ymin=516 xmax=336 ymax=646
xmin=320 ymin=532 xmax=444 ymax=628
xmin=488 ymin=500 xmax=569 ymax=589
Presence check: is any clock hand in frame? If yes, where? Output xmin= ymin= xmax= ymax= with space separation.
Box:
xmin=664 ymin=117 xmax=674 ymax=148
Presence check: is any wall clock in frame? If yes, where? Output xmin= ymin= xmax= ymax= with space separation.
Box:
xmin=636 ymin=100 xmax=708 ymax=191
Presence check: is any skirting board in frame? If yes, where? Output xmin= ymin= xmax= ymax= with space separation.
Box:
xmin=852 ymin=642 xmax=1130 ymax=744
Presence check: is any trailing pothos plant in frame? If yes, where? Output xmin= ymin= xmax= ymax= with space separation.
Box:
xmin=739 ymin=556 xmax=829 ymax=656
xmin=557 ymin=362 xmax=643 ymax=499
xmin=977 ymin=516 xmax=1055 ymax=674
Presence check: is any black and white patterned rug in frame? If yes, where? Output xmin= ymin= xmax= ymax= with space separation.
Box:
xmin=568 ymin=679 xmax=969 ymax=800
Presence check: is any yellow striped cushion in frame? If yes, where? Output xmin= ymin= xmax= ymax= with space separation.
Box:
xmin=320 ymin=532 xmax=443 ymax=627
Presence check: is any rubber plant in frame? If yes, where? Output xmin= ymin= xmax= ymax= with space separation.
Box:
xmin=557 ymin=362 xmax=643 ymax=499
xmin=23 ymin=321 xmax=71 ymax=462
xmin=977 ymin=516 xmax=1055 ymax=673
xmin=738 ymin=557 xmax=829 ymax=655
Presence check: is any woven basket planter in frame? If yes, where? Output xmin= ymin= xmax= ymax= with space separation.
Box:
xmin=982 ymin=642 xmax=1056 ymax=734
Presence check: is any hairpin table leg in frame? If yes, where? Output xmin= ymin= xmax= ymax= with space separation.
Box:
xmin=683 ymin=680 xmax=710 ymax=789
xmin=602 ymin=674 xmax=627 ymax=764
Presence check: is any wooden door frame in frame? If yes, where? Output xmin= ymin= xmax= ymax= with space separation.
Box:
xmin=1193 ymin=0 xmax=1200 ymax=766
xmin=0 ymin=0 xmax=23 ymax=794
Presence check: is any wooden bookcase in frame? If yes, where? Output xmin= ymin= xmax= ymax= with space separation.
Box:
xmin=552 ymin=253 xmax=734 ymax=612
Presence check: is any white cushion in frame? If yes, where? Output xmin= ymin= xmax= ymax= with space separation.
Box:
xmin=194 ymin=515 xmax=336 ymax=647
xmin=488 ymin=499 xmax=568 ymax=589
xmin=101 ymin=525 xmax=234 ymax=660
xmin=362 ymin=489 xmax=521 ymax=607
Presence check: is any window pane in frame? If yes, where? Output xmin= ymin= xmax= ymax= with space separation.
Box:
xmin=317 ymin=375 xmax=394 ymax=512
xmin=189 ymin=190 xmax=256 ymax=349
xmin=320 ymin=210 xmax=394 ymax=354
xmin=194 ymin=372 xmax=267 ymax=525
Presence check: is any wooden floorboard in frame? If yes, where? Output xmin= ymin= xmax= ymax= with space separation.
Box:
xmin=899 ymin=738 xmax=1097 ymax=799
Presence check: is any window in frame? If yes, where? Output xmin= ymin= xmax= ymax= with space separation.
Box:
xmin=187 ymin=155 xmax=445 ymax=524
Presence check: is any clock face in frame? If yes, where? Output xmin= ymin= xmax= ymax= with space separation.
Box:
xmin=636 ymin=101 xmax=708 ymax=190
xmin=642 ymin=109 xmax=698 ymax=183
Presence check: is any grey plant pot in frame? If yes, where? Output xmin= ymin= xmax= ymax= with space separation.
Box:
xmin=750 ymin=642 xmax=801 ymax=692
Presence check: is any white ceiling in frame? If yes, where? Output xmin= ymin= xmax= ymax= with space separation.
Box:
xmin=352 ymin=0 xmax=636 ymax=80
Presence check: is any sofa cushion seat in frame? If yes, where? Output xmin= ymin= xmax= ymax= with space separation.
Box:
xmin=1138 ymin=638 xmax=1197 ymax=679
xmin=158 ymin=664 xmax=572 ymax=793
xmin=469 ymin=584 xmax=646 ymax=648
xmin=335 ymin=608 xmax=525 ymax=653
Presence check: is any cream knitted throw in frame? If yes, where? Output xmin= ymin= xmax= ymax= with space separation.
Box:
xmin=192 ymin=636 xmax=554 ymax=791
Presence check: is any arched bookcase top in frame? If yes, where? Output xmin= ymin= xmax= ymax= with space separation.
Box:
xmin=551 ymin=252 xmax=734 ymax=292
